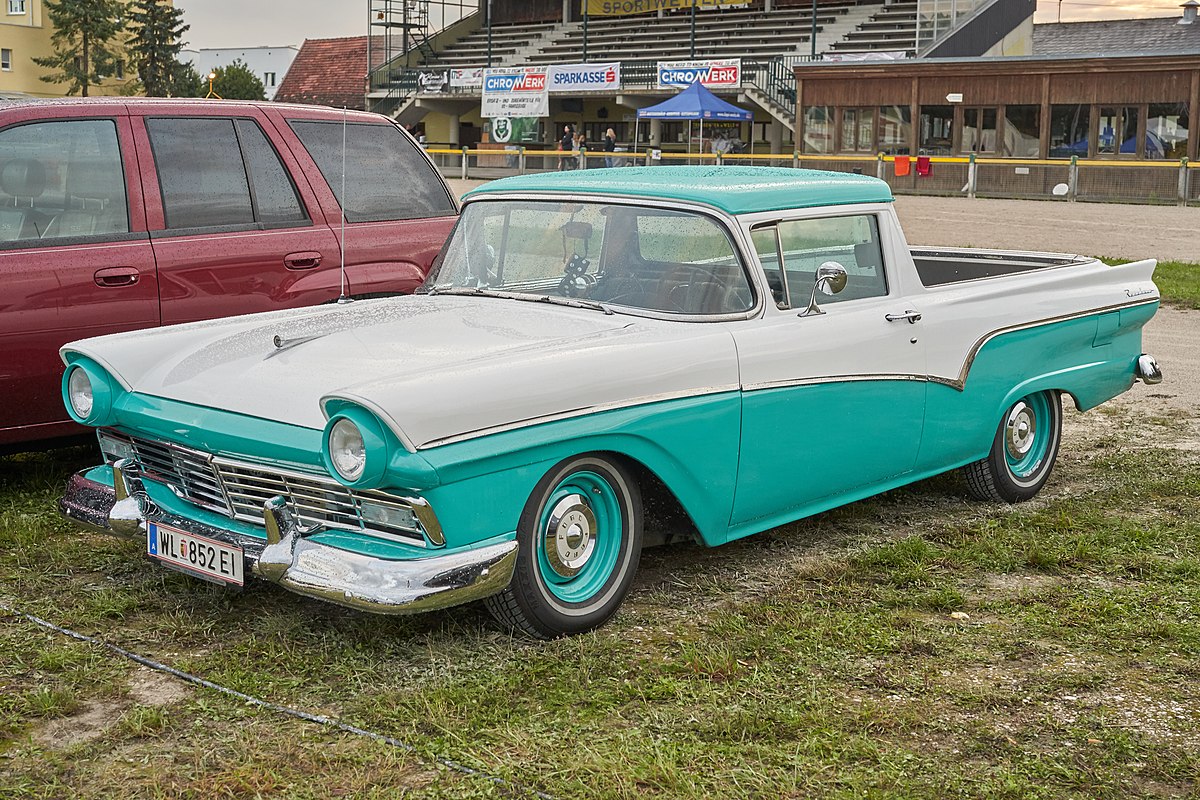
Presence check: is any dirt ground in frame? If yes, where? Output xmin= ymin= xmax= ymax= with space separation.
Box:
xmin=446 ymin=178 xmax=1197 ymax=412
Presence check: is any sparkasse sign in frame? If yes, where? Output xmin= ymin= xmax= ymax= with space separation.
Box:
xmin=548 ymin=63 xmax=621 ymax=92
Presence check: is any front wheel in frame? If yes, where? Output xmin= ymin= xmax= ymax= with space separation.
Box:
xmin=486 ymin=454 xmax=642 ymax=639
xmin=964 ymin=390 xmax=1062 ymax=503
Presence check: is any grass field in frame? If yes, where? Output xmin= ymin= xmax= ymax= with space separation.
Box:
xmin=2 ymin=401 xmax=1198 ymax=797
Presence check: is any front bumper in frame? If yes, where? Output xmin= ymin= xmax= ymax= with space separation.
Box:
xmin=59 ymin=460 xmax=517 ymax=616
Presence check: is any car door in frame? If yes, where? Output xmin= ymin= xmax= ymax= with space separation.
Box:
xmin=0 ymin=110 xmax=159 ymax=446
xmin=729 ymin=211 xmax=928 ymax=528
xmin=130 ymin=108 xmax=343 ymax=325
xmin=277 ymin=111 xmax=457 ymax=296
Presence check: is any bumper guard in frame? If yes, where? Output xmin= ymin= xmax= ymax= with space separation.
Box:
xmin=58 ymin=460 xmax=517 ymax=616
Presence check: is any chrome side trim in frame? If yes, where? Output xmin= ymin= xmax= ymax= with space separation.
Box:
xmin=744 ymin=374 xmax=930 ymax=393
xmin=415 ymin=384 xmax=741 ymax=450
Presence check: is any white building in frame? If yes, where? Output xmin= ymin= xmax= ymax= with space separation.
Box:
xmin=181 ymin=46 xmax=299 ymax=101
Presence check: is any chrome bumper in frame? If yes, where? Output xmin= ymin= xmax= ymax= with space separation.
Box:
xmin=1135 ymin=353 xmax=1163 ymax=385
xmin=58 ymin=460 xmax=517 ymax=616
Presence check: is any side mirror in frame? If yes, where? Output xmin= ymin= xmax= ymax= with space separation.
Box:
xmin=799 ymin=261 xmax=848 ymax=317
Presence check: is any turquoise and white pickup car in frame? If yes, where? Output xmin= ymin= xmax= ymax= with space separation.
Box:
xmin=58 ymin=167 xmax=1163 ymax=639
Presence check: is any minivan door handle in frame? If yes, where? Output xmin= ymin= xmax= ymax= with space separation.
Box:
xmin=94 ymin=267 xmax=140 ymax=287
xmin=284 ymin=251 xmax=323 ymax=270
xmin=885 ymin=309 xmax=923 ymax=324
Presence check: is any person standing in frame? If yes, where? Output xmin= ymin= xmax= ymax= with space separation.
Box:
xmin=603 ymin=128 xmax=617 ymax=167
xmin=559 ymin=124 xmax=574 ymax=171
xmin=576 ymin=132 xmax=588 ymax=169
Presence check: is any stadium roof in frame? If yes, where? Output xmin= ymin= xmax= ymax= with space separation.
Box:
xmin=463 ymin=166 xmax=894 ymax=215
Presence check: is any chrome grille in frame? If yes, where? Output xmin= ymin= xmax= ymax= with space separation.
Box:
xmin=98 ymin=430 xmax=427 ymax=547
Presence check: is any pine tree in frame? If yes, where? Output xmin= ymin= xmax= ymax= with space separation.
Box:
xmin=32 ymin=0 xmax=125 ymax=97
xmin=127 ymin=0 xmax=189 ymax=97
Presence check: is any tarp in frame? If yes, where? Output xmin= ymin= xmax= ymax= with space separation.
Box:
xmin=636 ymin=80 xmax=752 ymax=122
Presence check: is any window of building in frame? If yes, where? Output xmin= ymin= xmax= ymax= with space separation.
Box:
xmin=7 ymin=0 xmax=26 ymax=15
xmin=961 ymin=107 xmax=997 ymax=153
xmin=919 ymin=105 xmax=953 ymax=154
xmin=801 ymin=106 xmax=832 ymax=155
xmin=264 ymin=71 xmax=276 ymax=87
xmin=1098 ymin=106 xmax=1138 ymax=156
xmin=1146 ymin=103 xmax=1189 ymax=159
xmin=0 ymin=49 xmax=11 ymax=71
xmin=289 ymin=120 xmax=455 ymax=222
xmin=1002 ymin=105 xmax=1040 ymax=158
xmin=878 ymin=106 xmax=911 ymax=155
xmin=1049 ymin=104 xmax=1089 ymax=158
xmin=840 ymin=107 xmax=875 ymax=153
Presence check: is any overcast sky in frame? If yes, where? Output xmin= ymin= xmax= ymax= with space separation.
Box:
xmin=175 ymin=0 xmax=1191 ymax=51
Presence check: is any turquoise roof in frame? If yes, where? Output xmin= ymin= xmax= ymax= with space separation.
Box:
xmin=463 ymin=166 xmax=893 ymax=215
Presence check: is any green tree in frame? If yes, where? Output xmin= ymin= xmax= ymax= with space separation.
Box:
xmin=32 ymin=0 xmax=125 ymax=97
xmin=126 ymin=0 xmax=189 ymax=97
xmin=199 ymin=60 xmax=265 ymax=101
xmin=168 ymin=60 xmax=203 ymax=98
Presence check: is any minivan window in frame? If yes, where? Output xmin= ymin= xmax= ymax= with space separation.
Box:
xmin=234 ymin=119 xmax=306 ymax=224
xmin=147 ymin=117 xmax=254 ymax=229
xmin=289 ymin=120 xmax=455 ymax=222
xmin=0 ymin=119 xmax=129 ymax=242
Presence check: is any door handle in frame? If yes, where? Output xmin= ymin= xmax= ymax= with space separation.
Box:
xmin=94 ymin=267 xmax=139 ymax=287
xmin=284 ymin=251 xmax=323 ymax=270
xmin=885 ymin=310 xmax=922 ymax=324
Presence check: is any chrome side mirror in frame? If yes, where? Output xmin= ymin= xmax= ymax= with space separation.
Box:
xmin=799 ymin=261 xmax=848 ymax=317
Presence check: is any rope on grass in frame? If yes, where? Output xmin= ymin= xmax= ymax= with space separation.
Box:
xmin=1 ymin=601 xmax=554 ymax=800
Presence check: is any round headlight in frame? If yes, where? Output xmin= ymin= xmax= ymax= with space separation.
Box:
xmin=68 ymin=367 xmax=94 ymax=419
xmin=328 ymin=418 xmax=366 ymax=481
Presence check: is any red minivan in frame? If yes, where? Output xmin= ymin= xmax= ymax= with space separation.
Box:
xmin=0 ymin=98 xmax=458 ymax=449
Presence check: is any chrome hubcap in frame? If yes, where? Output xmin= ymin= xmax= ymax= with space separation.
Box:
xmin=543 ymin=494 xmax=597 ymax=578
xmin=1005 ymin=401 xmax=1037 ymax=459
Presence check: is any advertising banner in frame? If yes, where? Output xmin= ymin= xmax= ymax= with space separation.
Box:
xmin=450 ymin=67 xmax=483 ymax=88
xmin=656 ymin=58 xmax=741 ymax=89
xmin=548 ymin=62 xmax=621 ymax=93
xmin=490 ymin=117 xmax=541 ymax=144
xmin=481 ymin=67 xmax=549 ymax=118
xmin=586 ymin=0 xmax=744 ymax=15
xmin=417 ymin=71 xmax=448 ymax=94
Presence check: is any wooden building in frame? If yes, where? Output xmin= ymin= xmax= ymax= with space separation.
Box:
xmin=793 ymin=54 xmax=1200 ymax=162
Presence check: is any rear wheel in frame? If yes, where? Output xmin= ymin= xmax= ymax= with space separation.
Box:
xmin=486 ymin=454 xmax=642 ymax=639
xmin=964 ymin=390 xmax=1062 ymax=503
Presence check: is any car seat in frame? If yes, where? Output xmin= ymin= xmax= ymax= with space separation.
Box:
xmin=0 ymin=159 xmax=50 ymax=240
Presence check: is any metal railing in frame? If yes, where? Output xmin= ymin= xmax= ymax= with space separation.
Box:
xmin=425 ymin=146 xmax=1198 ymax=206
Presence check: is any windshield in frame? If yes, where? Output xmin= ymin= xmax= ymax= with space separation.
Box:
xmin=423 ymin=199 xmax=755 ymax=316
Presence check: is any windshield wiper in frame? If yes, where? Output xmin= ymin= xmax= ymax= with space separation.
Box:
xmin=427 ymin=286 xmax=614 ymax=315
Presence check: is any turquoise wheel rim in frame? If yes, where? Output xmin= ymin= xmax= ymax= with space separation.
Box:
xmin=1004 ymin=393 xmax=1052 ymax=480
xmin=536 ymin=470 xmax=623 ymax=604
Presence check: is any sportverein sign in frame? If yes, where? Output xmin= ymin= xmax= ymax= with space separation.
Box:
xmin=586 ymin=0 xmax=744 ymax=15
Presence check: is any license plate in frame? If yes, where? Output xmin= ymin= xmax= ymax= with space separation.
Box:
xmin=148 ymin=522 xmax=244 ymax=586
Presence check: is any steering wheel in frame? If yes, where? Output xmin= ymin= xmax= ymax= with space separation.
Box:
xmin=656 ymin=264 xmax=735 ymax=314
xmin=558 ymin=253 xmax=596 ymax=297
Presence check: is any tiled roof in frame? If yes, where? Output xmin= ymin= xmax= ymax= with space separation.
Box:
xmin=1033 ymin=15 xmax=1200 ymax=56
xmin=275 ymin=36 xmax=382 ymax=110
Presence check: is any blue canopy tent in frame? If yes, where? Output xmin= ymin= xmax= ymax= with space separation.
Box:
xmin=635 ymin=80 xmax=754 ymax=159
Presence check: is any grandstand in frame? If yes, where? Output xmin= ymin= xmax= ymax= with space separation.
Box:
xmin=363 ymin=0 xmax=1031 ymax=150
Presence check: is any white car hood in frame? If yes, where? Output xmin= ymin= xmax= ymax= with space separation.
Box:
xmin=64 ymin=296 xmax=742 ymax=450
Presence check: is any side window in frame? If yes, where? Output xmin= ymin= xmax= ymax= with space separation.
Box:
xmin=0 ymin=119 xmax=129 ymax=243
xmin=288 ymin=120 xmax=455 ymax=222
xmin=233 ymin=119 xmax=306 ymax=225
xmin=768 ymin=215 xmax=888 ymax=307
xmin=146 ymin=117 xmax=254 ymax=229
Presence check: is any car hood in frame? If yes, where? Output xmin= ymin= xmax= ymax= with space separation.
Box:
xmin=64 ymin=296 xmax=741 ymax=450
